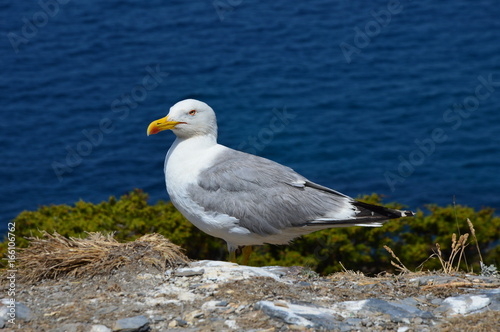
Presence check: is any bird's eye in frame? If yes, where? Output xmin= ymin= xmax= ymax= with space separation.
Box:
xmin=188 ymin=110 xmax=196 ymax=116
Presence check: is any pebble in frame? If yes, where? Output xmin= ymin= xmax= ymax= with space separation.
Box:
xmin=174 ymin=267 xmax=205 ymax=277
xmin=201 ymin=300 xmax=229 ymax=312
xmin=185 ymin=309 xmax=204 ymax=322
xmin=0 ymin=299 xmax=32 ymax=322
xmin=175 ymin=318 xmax=188 ymax=327
xmin=413 ymin=317 xmax=423 ymax=324
xmin=90 ymin=324 xmax=112 ymax=332
xmin=224 ymin=319 xmax=238 ymax=329
xmin=112 ymin=315 xmax=149 ymax=332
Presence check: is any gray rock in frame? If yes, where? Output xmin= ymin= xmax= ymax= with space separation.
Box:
xmin=431 ymin=298 xmax=444 ymax=306
xmin=201 ymin=300 xmax=229 ymax=312
xmin=174 ymin=267 xmax=205 ymax=277
xmin=413 ymin=317 xmax=423 ymax=324
xmin=0 ymin=299 xmax=32 ymax=322
xmin=175 ymin=318 xmax=188 ymax=327
xmin=396 ymin=297 xmax=419 ymax=307
xmin=112 ymin=315 xmax=150 ymax=332
xmin=389 ymin=299 xmax=435 ymax=320
xmin=435 ymin=291 xmax=498 ymax=316
xmin=331 ymin=298 xmax=434 ymax=324
xmin=216 ymin=300 xmax=229 ymax=307
xmin=255 ymin=300 xmax=343 ymax=329
xmin=339 ymin=322 xmax=356 ymax=332
xmin=300 ymin=312 xmax=342 ymax=329
xmin=255 ymin=301 xmax=315 ymax=327
xmin=260 ymin=265 xmax=295 ymax=277
xmin=183 ymin=260 xmax=284 ymax=281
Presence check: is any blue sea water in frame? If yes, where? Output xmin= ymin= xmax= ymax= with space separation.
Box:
xmin=1 ymin=0 xmax=500 ymax=234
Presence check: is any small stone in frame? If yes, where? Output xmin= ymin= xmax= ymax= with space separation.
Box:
xmin=90 ymin=325 xmax=112 ymax=332
xmin=150 ymin=315 xmax=166 ymax=322
xmin=236 ymin=304 xmax=247 ymax=313
xmin=224 ymin=319 xmax=238 ymax=329
xmin=112 ymin=315 xmax=149 ymax=332
xmin=185 ymin=309 xmax=204 ymax=322
xmin=431 ymin=299 xmax=443 ymax=306
xmin=174 ymin=267 xmax=205 ymax=277
xmin=176 ymin=318 xmax=188 ymax=327
xmin=216 ymin=300 xmax=229 ymax=307
xmin=0 ymin=300 xmax=32 ymax=322
xmin=413 ymin=317 xmax=423 ymax=324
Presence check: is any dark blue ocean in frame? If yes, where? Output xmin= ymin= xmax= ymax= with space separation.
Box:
xmin=2 ymin=0 xmax=500 ymax=234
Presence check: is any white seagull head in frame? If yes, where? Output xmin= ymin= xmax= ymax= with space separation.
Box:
xmin=147 ymin=99 xmax=218 ymax=139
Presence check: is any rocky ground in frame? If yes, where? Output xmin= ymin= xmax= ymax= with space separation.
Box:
xmin=2 ymin=260 xmax=499 ymax=331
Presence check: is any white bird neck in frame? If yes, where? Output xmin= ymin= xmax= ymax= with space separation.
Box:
xmin=165 ymin=134 xmax=224 ymax=191
xmin=171 ymin=134 xmax=217 ymax=151
xmin=166 ymin=134 xmax=219 ymax=169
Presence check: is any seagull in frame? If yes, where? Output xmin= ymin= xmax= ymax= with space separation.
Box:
xmin=147 ymin=99 xmax=414 ymax=263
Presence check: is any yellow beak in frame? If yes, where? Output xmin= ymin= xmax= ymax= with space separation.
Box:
xmin=147 ymin=116 xmax=184 ymax=136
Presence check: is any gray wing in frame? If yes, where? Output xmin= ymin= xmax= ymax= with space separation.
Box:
xmin=187 ymin=149 xmax=361 ymax=236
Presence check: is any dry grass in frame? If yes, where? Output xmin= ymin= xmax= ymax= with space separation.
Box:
xmin=431 ymin=218 xmax=479 ymax=274
xmin=433 ymin=233 xmax=468 ymax=274
xmin=440 ymin=310 xmax=500 ymax=332
xmin=385 ymin=218 xmax=488 ymax=275
xmin=16 ymin=231 xmax=189 ymax=282
xmin=383 ymin=245 xmax=411 ymax=274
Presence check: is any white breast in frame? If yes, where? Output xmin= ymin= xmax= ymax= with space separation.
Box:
xmin=164 ymin=137 xmax=236 ymax=238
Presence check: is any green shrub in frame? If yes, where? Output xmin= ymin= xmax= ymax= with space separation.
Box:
xmin=2 ymin=190 xmax=499 ymax=275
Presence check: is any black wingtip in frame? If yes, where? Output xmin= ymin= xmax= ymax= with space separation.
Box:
xmin=399 ymin=210 xmax=415 ymax=218
xmin=353 ymin=200 xmax=415 ymax=220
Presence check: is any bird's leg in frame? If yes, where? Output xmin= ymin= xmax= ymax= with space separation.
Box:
xmin=241 ymin=246 xmax=253 ymax=265
xmin=229 ymin=250 xmax=237 ymax=263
